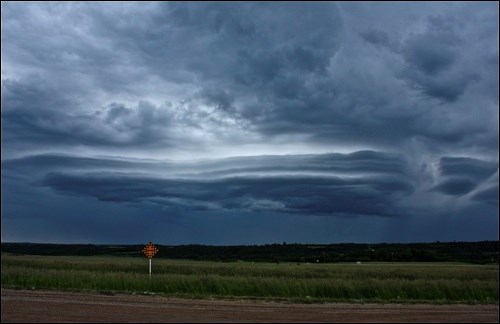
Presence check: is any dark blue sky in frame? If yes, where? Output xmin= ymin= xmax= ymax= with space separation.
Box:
xmin=1 ymin=2 xmax=498 ymax=244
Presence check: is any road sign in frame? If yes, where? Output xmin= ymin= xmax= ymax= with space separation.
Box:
xmin=142 ymin=242 xmax=159 ymax=278
xmin=142 ymin=242 xmax=159 ymax=259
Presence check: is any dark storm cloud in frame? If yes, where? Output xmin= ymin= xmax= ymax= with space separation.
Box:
xmin=4 ymin=150 xmax=413 ymax=180
xmin=439 ymin=157 xmax=498 ymax=180
xmin=2 ymin=2 xmax=498 ymax=155
xmin=1 ymin=2 xmax=498 ymax=244
xmin=380 ymin=19 xmax=477 ymax=103
xmin=402 ymin=29 xmax=460 ymax=77
xmin=1 ymin=154 xmax=169 ymax=178
xmin=167 ymin=1 xmax=343 ymax=76
xmin=433 ymin=178 xmax=478 ymax=196
xmin=4 ymin=151 xmax=414 ymax=217
xmin=191 ymin=150 xmax=413 ymax=178
xmin=0 ymin=2 xmax=345 ymax=154
xmin=432 ymin=156 xmax=498 ymax=196
xmin=359 ymin=29 xmax=397 ymax=50
xmin=41 ymin=172 xmax=413 ymax=217
xmin=2 ymin=79 xmax=177 ymax=150
xmin=359 ymin=6 xmax=494 ymax=104
xmin=471 ymin=184 xmax=499 ymax=205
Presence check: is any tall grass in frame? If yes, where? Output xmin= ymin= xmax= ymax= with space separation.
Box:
xmin=2 ymin=255 xmax=498 ymax=303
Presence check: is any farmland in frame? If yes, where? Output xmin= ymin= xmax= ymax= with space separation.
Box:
xmin=1 ymin=254 xmax=498 ymax=304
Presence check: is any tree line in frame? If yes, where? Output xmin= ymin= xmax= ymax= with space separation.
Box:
xmin=2 ymin=241 xmax=498 ymax=264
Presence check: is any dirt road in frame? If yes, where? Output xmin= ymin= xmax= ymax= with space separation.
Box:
xmin=1 ymin=289 xmax=498 ymax=323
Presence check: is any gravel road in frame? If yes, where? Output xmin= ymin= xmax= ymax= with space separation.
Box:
xmin=2 ymin=289 xmax=498 ymax=323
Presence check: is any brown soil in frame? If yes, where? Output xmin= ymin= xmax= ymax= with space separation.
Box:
xmin=1 ymin=289 xmax=498 ymax=323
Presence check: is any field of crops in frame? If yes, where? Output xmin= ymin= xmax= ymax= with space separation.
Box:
xmin=1 ymin=254 xmax=498 ymax=304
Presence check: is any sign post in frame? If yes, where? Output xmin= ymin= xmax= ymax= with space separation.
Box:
xmin=142 ymin=242 xmax=159 ymax=279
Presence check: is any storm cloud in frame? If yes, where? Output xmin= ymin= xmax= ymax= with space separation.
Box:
xmin=30 ymin=151 xmax=414 ymax=217
xmin=433 ymin=157 xmax=498 ymax=195
xmin=1 ymin=2 xmax=498 ymax=244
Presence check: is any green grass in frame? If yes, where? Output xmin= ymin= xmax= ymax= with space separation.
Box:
xmin=1 ymin=254 xmax=498 ymax=303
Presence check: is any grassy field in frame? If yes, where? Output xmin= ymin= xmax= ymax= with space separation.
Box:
xmin=1 ymin=254 xmax=498 ymax=304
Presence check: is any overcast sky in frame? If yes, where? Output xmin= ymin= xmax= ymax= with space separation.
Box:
xmin=1 ymin=2 xmax=498 ymax=245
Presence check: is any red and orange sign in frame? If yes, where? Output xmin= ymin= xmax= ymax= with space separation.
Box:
xmin=142 ymin=242 xmax=159 ymax=259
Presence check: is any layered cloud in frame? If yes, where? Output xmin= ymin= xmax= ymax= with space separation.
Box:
xmin=433 ymin=157 xmax=498 ymax=196
xmin=4 ymin=151 xmax=414 ymax=216
xmin=3 ymin=151 xmax=497 ymax=221
xmin=1 ymin=2 xmax=498 ymax=243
